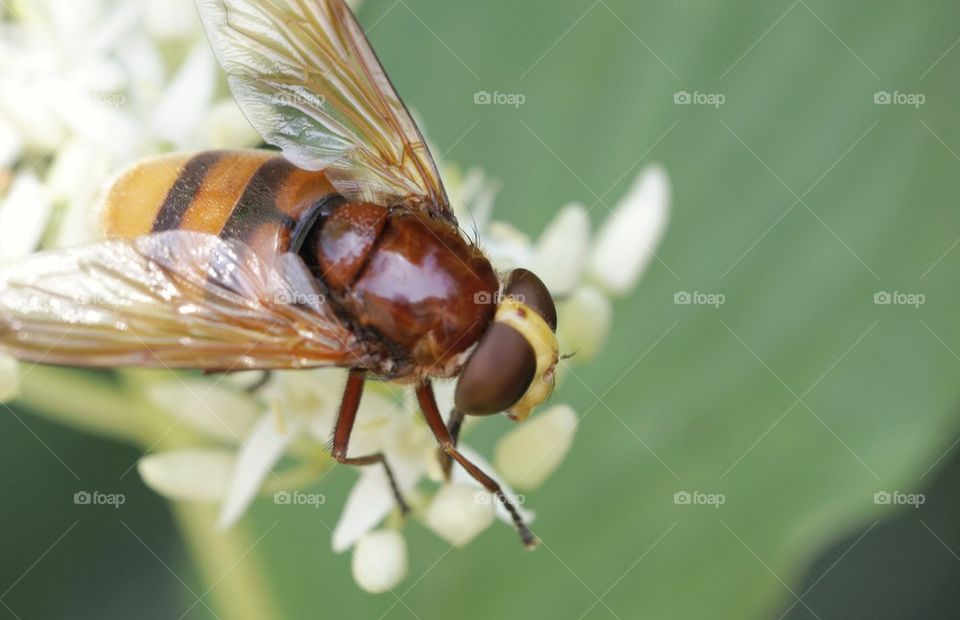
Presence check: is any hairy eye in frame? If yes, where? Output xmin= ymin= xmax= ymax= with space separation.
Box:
xmin=455 ymin=323 xmax=536 ymax=415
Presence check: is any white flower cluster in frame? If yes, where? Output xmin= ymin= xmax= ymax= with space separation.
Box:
xmin=0 ymin=0 xmax=262 ymax=404
xmin=0 ymin=0 xmax=671 ymax=594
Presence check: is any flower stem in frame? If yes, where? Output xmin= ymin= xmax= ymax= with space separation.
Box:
xmin=173 ymin=504 xmax=281 ymax=620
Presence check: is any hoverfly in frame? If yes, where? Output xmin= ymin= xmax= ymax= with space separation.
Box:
xmin=0 ymin=0 xmax=560 ymax=548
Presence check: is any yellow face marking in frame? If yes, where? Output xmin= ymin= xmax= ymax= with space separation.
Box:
xmin=495 ymin=297 xmax=560 ymax=421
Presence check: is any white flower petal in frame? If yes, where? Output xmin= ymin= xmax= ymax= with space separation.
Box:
xmin=117 ymin=38 xmax=166 ymax=109
xmin=332 ymin=468 xmax=395 ymax=553
xmin=45 ymin=139 xmax=102 ymax=204
xmin=0 ymin=118 xmax=23 ymax=168
xmin=531 ymin=203 xmax=591 ymax=296
xmin=494 ymin=405 xmax=577 ymax=491
xmin=265 ymin=369 xmax=344 ymax=420
xmin=347 ymin=388 xmax=406 ymax=457
xmin=138 ymin=449 xmax=235 ymax=502
xmin=0 ymin=355 xmax=20 ymax=403
xmin=588 ymin=165 xmax=670 ymax=297
xmin=198 ymin=99 xmax=261 ymax=150
xmin=0 ymin=173 xmax=53 ymax=261
xmin=151 ymin=44 xmax=216 ymax=148
xmin=146 ymin=379 xmax=260 ymax=443
xmin=0 ymin=81 xmax=65 ymax=151
xmin=332 ymin=451 xmax=425 ymax=553
xmin=557 ymin=286 xmax=612 ymax=362
xmin=425 ymin=482 xmax=496 ymax=547
xmin=482 ymin=221 xmax=534 ymax=272
xmin=145 ymin=0 xmax=199 ymax=39
xmin=47 ymin=140 xmax=109 ymax=248
xmin=453 ymin=445 xmax=534 ymax=524
xmin=351 ymin=530 xmax=408 ymax=594
xmin=217 ymin=412 xmax=304 ymax=529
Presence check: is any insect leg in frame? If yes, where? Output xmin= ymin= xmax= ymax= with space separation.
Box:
xmin=416 ymin=381 xmax=537 ymax=549
xmin=438 ymin=407 xmax=465 ymax=480
xmin=331 ymin=369 xmax=410 ymax=515
xmin=245 ymin=370 xmax=273 ymax=393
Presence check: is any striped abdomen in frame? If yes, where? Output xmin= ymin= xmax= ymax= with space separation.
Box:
xmin=100 ymin=150 xmax=338 ymax=256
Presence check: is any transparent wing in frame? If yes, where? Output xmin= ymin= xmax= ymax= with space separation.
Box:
xmin=0 ymin=232 xmax=365 ymax=370
xmin=196 ymin=0 xmax=451 ymax=214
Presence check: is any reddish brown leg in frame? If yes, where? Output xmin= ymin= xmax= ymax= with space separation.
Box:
xmin=438 ymin=407 xmax=465 ymax=480
xmin=332 ymin=370 xmax=410 ymax=515
xmin=416 ymin=381 xmax=537 ymax=549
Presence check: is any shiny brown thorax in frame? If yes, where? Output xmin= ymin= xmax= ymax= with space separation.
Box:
xmin=306 ymin=202 xmax=498 ymax=380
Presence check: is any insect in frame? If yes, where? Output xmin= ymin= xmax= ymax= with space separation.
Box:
xmin=0 ymin=0 xmax=559 ymax=548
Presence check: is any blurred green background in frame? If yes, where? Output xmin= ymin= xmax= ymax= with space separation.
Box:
xmin=3 ymin=0 xmax=960 ymax=618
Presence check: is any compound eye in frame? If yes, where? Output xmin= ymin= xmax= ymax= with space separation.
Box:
xmin=504 ymin=269 xmax=557 ymax=331
xmin=455 ymin=323 xmax=536 ymax=415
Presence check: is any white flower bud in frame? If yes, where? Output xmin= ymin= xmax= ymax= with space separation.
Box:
xmin=138 ymin=450 xmax=235 ymax=502
xmin=494 ymin=405 xmax=577 ymax=490
xmin=557 ymin=286 xmax=612 ymax=362
xmin=351 ymin=530 xmax=408 ymax=594
xmin=531 ymin=203 xmax=590 ymax=296
xmin=425 ymin=483 xmax=496 ymax=547
xmin=589 ymin=165 xmax=670 ymax=297
xmin=0 ymin=355 xmax=20 ymax=403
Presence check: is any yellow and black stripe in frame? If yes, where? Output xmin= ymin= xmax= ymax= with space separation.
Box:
xmin=100 ymin=150 xmax=339 ymax=256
